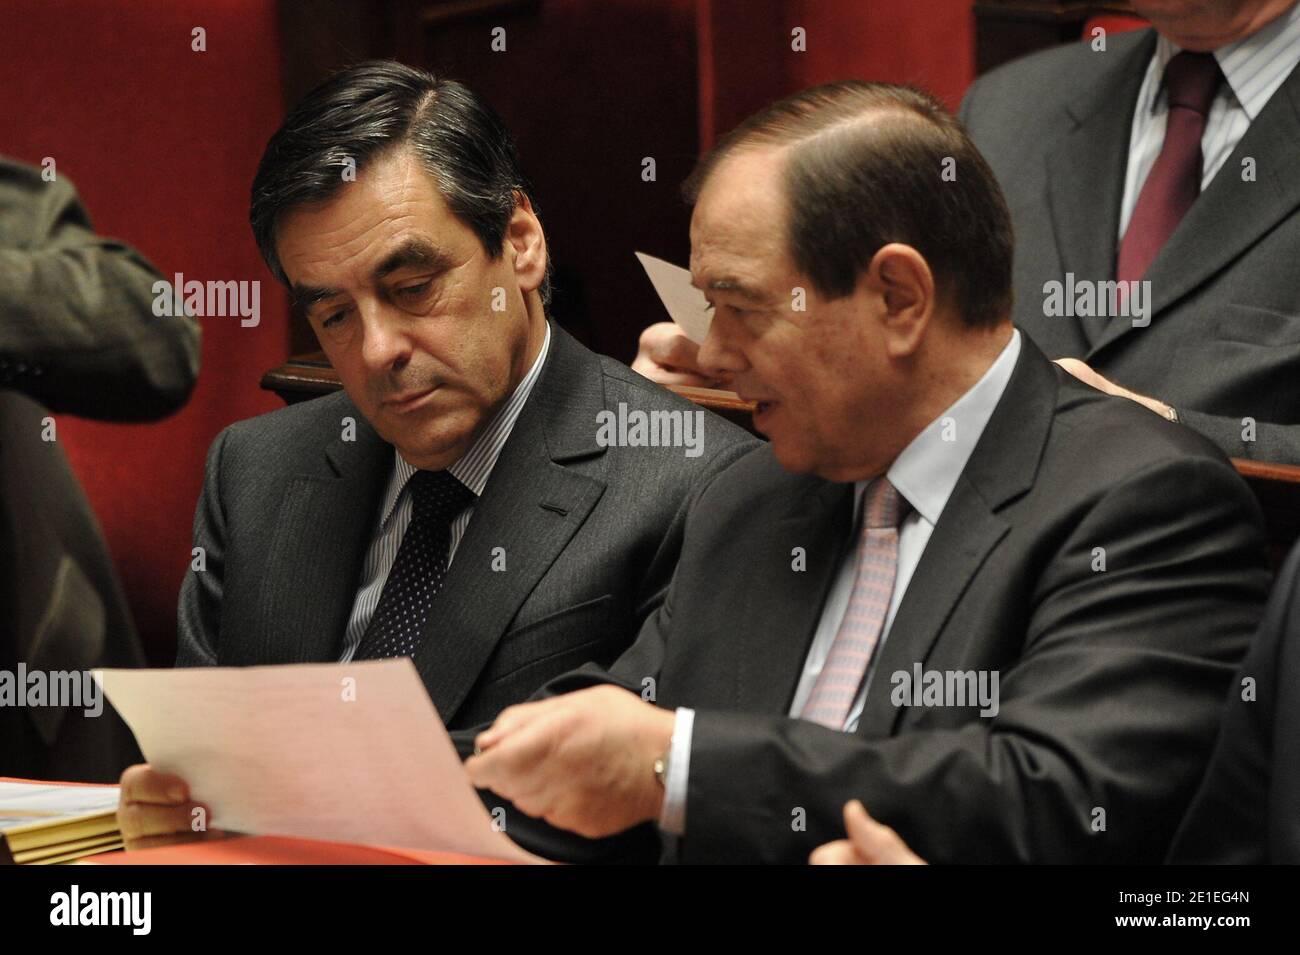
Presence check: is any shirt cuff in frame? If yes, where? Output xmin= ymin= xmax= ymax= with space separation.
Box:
xmin=657 ymin=707 xmax=695 ymax=836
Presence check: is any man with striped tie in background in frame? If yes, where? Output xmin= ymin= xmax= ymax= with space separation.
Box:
xmin=633 ymin=0 xmax=1300 ymax=464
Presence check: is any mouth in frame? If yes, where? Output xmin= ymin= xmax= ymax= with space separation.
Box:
xmin=385 ymin=387 xmax=438 ymax=413
xmin=749 ymin=398 xmax=778 ymax=427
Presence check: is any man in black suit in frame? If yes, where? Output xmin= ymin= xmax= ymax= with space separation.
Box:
xmin=117 ymin=61 xmax=754 ymax=855
xmin=635 ymin=1 xmax=1300 ymax=463
xmin=465 ymin=81 xmax=1270 ymax=863
xmin=1166 ymin=539 xmax=1300 ymax=864
xmin=812 ymin=536 xmax=1300 ymax=866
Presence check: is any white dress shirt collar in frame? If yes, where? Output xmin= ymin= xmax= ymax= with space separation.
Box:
xmin=1148 ymin=2 xmax=1300 ymax=121
xmin=879 ymin=328 xmax=1022 ymax=525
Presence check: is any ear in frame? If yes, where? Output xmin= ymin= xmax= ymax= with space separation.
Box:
xmin=505 ymin=191 xmax=547 ymax=295
xmin=862 ymin=243 xmax=933 ymax=358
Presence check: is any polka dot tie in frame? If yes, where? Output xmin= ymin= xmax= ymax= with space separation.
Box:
xmin=353 ymin=469 xmax=476 ymax=660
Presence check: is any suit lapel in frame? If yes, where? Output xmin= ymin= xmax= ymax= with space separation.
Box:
xmin=1045 ymin=30 xmax=1156 ymax=349
xmin=1089 ymin=61 xmax=1300 ymax=358
xmin=856 ymin=338 xmax=1060 ymax=738
xmin=251 ymin=398 xmax=391 ymax=665
xmin=854 ymin=480 xmax=1009 ymax=738
xmin=733 ymin=477 xmax=856 ymax=714
xmin=411 ymin=325 xmax=610 ymax=723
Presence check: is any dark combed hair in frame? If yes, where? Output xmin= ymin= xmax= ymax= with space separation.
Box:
xmin=683 ymin=81 xmax=1013 ymax=328
xmin=250 ymin=59 xmax=550 ymax=306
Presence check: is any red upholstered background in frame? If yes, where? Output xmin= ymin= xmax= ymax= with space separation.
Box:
xmin=1 ymin=0 xmax=995 ymax=664
xmin=1 ymin=0 xmax=290 ymax=661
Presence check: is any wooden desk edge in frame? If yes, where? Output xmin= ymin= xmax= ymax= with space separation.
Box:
xmin=262 ymin=356 xmax=1300 ymax=490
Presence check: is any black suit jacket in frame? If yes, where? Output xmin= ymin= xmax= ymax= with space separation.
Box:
xmin=960 ymin=31 xmax=1300 ymax=462
xmin=547 ymin=336 xmax=1270 ymax=863
xmin=177 ymin=323 xmax=755 ymax=853
xmin=1168 ymin=539 xmax=1300 ymax=864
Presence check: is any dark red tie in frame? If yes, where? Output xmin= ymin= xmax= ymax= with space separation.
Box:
xmin=1116 ymin=51 xmax=1222 ymax=285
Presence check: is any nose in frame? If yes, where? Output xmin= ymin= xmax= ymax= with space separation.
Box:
xmin=358 ymin=301 xmax=412 ymax=375
xmin=696 ymin=311 xmax=749 ymax=383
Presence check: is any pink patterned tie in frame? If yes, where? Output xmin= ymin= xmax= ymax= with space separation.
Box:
xmin=801 ymin=477 xmax=909 ymax=729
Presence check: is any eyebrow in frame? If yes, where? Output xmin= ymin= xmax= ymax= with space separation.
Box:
xmin=291 ymin=238 xmax=455 ymax=312
xmin=698 ymin=277 xmax=773 ymax=305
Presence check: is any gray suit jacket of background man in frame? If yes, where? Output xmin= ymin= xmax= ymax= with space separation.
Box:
xmin=960 ymin=29 xmax=1300 ymax=462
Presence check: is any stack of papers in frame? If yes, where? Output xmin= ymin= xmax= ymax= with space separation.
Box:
xmin=0 ymin=781 xmax=122 ymax=864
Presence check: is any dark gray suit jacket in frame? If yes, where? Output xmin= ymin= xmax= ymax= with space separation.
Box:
xmin=546 ymin=336 xmax=1270 ymax=863
xmin=176 ymin=321 xmax=755 ymax=730
xmin=961 ymin=31 xmax=1300 ymax=462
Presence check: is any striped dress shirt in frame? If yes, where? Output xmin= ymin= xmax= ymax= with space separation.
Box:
xmin=338 ymin=322 xmax=552 ymax=662
xmin=1120 ymin=1 xmax=1300 ymax=238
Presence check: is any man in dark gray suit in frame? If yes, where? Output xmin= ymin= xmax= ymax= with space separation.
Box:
xmin=465 ymin=81 xmax=1269 ymax=863
xmin=117 ymin=62 xmax=754 ymax=857
xmin=634 ymin=1 xmax=1300 ymax=463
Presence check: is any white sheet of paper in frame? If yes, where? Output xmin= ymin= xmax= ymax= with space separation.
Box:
xmin=636 ymin=251 xmax=713 ymax=343
xmin=96 ymin=660 xmax=540 ymax=863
